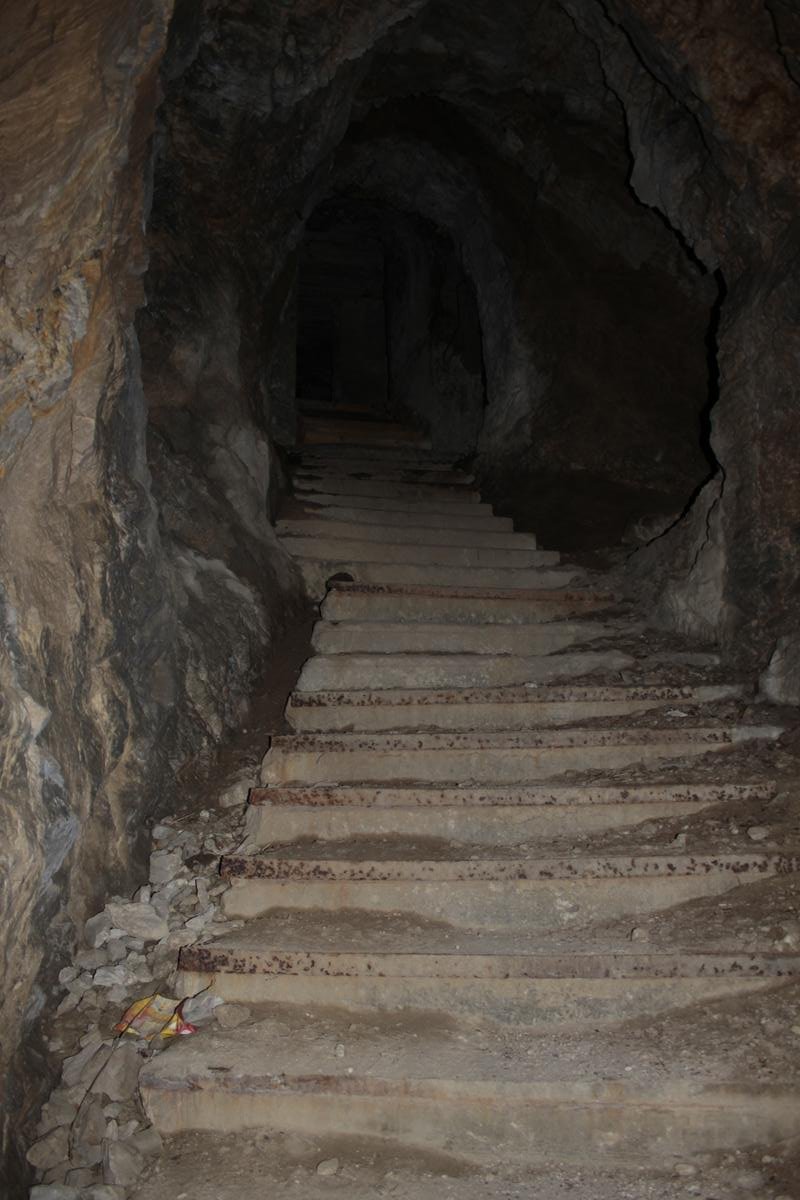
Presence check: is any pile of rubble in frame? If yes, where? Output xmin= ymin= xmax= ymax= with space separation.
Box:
xmin=27 ymin=804 xmax=251 ymax=1199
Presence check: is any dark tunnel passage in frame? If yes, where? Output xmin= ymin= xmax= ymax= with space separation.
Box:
xmin=4 ymin=0 xmax=800 ymax=1189
xmin=295 ymin=198 xmax=487 ymax=457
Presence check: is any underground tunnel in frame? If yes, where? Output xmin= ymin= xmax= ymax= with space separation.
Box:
xmin=2 ymin=0 xmax=800 ymax=1195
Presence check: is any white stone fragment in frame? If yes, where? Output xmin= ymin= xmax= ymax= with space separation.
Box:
xmin=104 ymin=901 xmax=168 ymax=943
xmin=30 ymin=1187 xmax=79 ymax=1200
xmin=149 ymin=849 xmax=184 ymax=886
xmin=84 ymin=913 xmax=113 ymax=948
xmin=26 ymin=1126 xmax=69 ymax=1169
xmin=90 ymin=1041 xmax=142 ymax=1102
xmin=184 ymin=906 xmax=217 ymax=932
xmin=181 ymin=992 xmax=224 ymax=1025
xmin=103 ymin=1140 xmax=146 ymax=1188
xmin=93 ymin=963 xmax=138 ymax=990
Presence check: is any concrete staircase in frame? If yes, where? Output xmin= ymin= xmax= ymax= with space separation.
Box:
xmin=139 ymin=418 xmax=800 ymax=1184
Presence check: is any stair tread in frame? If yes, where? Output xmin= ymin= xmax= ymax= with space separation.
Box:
xmin=221 ymin=848 xmax=798 ymax=880
xmin=294 ymin=483 xmax=483 ymax=507
xmin=181 ymin=909 xmax=800 ymax=969
xmin=293 ymin=467 xmax=475 ymax=485
xmin=141 ymin=437 xmax=800 ymax=1168
xmin=291 ymin=509 xmax=516 ymax=531
xmin=276 ymin=519 xmax=537 ymax=549
xmin=297 ymin=562 xmax=583 ymax=596
xmin=139 ymin=1000 xmax=800 ymax=1093
xmin=282 ymin=537 xmax=557 ymax=568
xmin=327 ymin=581 xmax=612 ymax=601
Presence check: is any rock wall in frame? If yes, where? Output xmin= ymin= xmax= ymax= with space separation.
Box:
xmin=563 ymin=0 xmax=800 ymax=664
xmin=1 ymin=1 xmax=175 ymax=1183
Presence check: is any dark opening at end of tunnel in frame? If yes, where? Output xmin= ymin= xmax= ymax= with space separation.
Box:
xmin=294 ymin=196 xmax=487 ymax=456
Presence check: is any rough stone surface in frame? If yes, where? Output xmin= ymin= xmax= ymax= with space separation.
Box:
xmin=760 ymin=636 xmax=800 ymax=707
xmin=102 ymin=904 xmax=168 ymax=945
xmin=90 ymin=1043 xmax=143 ymax=1103
xmin=103 ymin=1141 xmax=146 ymax=1189
xmin=0 ymin=0 xmax=308 ymax=1179
xmin=29 ymin=1188 xmax=79 ymax=1200
xmin=25 ymin=1130 xmax=69 ymax=1173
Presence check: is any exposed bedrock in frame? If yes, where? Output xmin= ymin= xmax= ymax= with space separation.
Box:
xmin=1 ymin=0 xmax=799 ymax=1190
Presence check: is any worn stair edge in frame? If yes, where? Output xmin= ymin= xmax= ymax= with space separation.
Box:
xmin=276 ymin=518 xmax=538 ymax=550
xmin=284 ymin=684 xmax=744 ymax=732
xmin=220 ymin=851 xmax=798 ymax=883
xmin=247 ymin=781 xmax=776 ymax=808
xmin=261 ymin=726 xmax=781 ymax=786
xmin=287 ymin=684 xmax=741 ymax=710
xmin=287 ymin=502 xmax=517 ymax=532
xmin=282 ymin=537 xmax=558 ymax=570
xmin=267 ymin=725 xmax=782 ymax=753
xmin=294 ymin=490 xmax=486 ymax=515
xmin=298 ymin=561 xmax=582 ymax=599
xmin=297 ymin=445 xmax=452 ymax=462
xmin=179 ymin=943 xmax=800 ymax=980
xmin=293 ymin=468 xmax=476 ymax=487
xmin=326 ymin=581 xmax=606 ymax=602
xmin=293 ymin=478 xmax=482 ymax=503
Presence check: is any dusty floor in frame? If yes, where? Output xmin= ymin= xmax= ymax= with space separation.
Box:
xmin=132 ymin=1127 xmax=800 ymax=1199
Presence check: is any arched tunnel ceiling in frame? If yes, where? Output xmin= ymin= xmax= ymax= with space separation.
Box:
xmin=154 ymin=0 xmax=798 ymax=264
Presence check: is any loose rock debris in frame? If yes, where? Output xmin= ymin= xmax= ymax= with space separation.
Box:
xmin=28 ymin=806 xmax=247 ymax=1197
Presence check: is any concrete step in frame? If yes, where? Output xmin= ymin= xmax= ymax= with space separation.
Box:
xmin=294 ymin=490 xmax=494 ymax=516
xmin=220 ymin=849 xmax=797 ymax=929
xmin=299 ymin=417 xmax=431 ymax=448
xmin=321 ymin=582 xmax=615 ymax=623
xmin=294 ymin=477 xmax=481 ymax=503
xmin=285 ymin=683 xmax=743 ymax=733
xmin=282 ymin=535 xmax=557 ymax=570
xmin=298 ymin=560 xmax=581 ymax=599
xmin=246 ymin=776 xmax=769 ymax=844
xmin=311 ymin=620 xmax=614 ymax=656
xmin=177 ymin=922 xmax=797 ymax=1026
xmin=298 ymin=444 xmax=453 ymax=464
xmin=293 ymin=465 xmax=474 ymax=485
xmin=277 ymin=518 xmax=538 ymax=550
xmin=295 ymin=649 xmax=633 ymax=691
xmin=132 ymin=1128 xmax=787 ymax=1200
xmin=140 ymin=1008 xmax=800 ymax=1164
xmin=285 ymin=501 xmax=515 ymax=531
xmin=260 ymin=725 xmax=781 ymax=786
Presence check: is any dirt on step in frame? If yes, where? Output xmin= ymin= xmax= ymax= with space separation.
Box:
xmin=131 ymin=1127 xmax=800 ymax=1200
